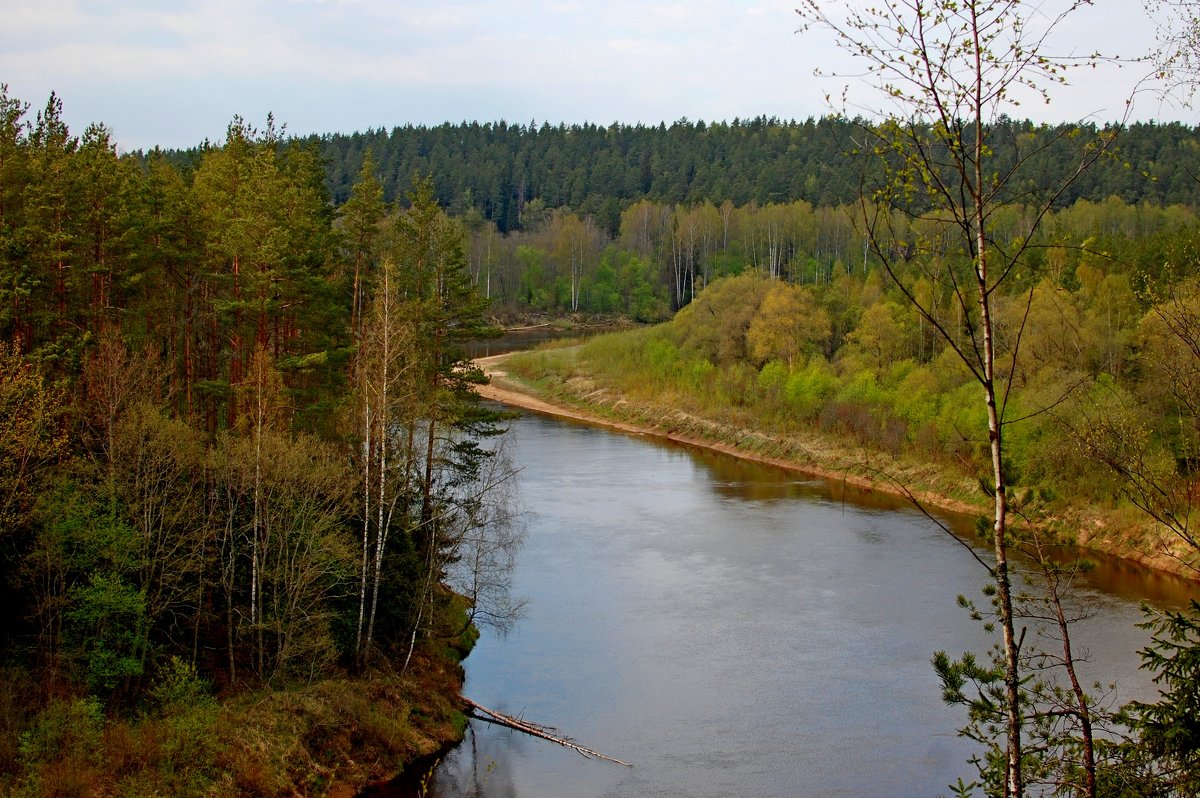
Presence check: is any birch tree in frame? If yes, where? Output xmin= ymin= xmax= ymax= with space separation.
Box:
xmin=797 ymin=1 xmax=1118 ymax=794
xmin=353 ymin=256 xmax=420 ymax=666
xmin=210 ymin=348 xmax=353 ymax=683
xmin=352 ymin=177 xmax=510 ymax=668
xmin=1147 ymin=0 xmax=1200 ymax=103
xmin=391 ymin=178 xmax=507 ymax=668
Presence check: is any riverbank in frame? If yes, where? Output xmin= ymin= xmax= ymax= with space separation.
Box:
xmin=2 ymin=630 xmax=474 ymax=798
xmin=474 ymin=353 xmax=974 ymax=511
xmin=217 ymin=650 xmax=469 ymax=798
xmin=475 ymin=350 xmax=1196 ymax=580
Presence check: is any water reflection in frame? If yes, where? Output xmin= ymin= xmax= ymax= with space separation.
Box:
xmin=685 ymin=444 xmax=922 ymax=511
xmin=673 ymin=436 xmax=1198 ymax=610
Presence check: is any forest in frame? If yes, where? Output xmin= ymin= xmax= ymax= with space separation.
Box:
xmin=207 ymin=118 xmax=1200 ymax=323
xmin=0 ymin=86 xmax=521 ymax=794
xmin=4 ymin=64 xmax=1200 ymax=796
xmin=299 ymin=117 xmax=1200 ymax=230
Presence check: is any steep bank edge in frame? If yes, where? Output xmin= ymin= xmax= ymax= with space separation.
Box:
xmin=474 ymin=352 xmax=1197 ymax=581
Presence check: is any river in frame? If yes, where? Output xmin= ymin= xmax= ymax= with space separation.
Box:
xmin=415 ymin=398 xmax=1198 ymax=798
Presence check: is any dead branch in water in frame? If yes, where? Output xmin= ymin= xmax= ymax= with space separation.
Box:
xmin=461 ymin=696 xmax=632 ymax=767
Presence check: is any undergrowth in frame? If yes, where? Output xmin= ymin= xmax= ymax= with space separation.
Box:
xmin=2 ymin=637 xmax=471 ymax=798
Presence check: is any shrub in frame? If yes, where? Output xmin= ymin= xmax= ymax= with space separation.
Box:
xmin=785 ymin=358 xmax=840 ymax=421
xmin=149 ymin=656 xmax=215 ymax=713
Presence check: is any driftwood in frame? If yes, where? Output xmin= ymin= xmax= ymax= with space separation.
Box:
xmin=461 ymin=695 xmax=632 ymax=767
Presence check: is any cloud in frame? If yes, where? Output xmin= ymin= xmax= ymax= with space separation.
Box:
xmin=0 ymin=0 xmax=450 ymax=89
xmin=4 ymin=1 xmax=91 ymax=36
xmin=645 ymin=3 xmax=692 ymax=23
xmin=745 ymin=1 xmax=797 ymax=16
xmin=403 ymin=8 xmax=467 ymax=27
xmin=607 ymin=38 xmax=678 ymax=58
xmin=0 ymin=0 xmax=1190 ymax=152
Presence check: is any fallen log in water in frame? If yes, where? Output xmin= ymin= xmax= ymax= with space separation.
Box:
xmin=461 ymin=696 xmax=632 ymax=767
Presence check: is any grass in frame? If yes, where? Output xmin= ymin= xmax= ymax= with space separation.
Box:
xmin=0 ymin=654 xmax=468 ymax=798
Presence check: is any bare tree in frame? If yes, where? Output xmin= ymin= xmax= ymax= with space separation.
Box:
xmin=443 ymin=440 xmax=525 ymax=638
xmin=352 ymin=178 xmax=511 ymax=670
xmin=1146 ymin=0 xmax=1200 ymax=104
xmin=353 ymin=257 xmax=420 ymax=666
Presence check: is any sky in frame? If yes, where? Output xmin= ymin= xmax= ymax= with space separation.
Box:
xmin=1 ymin=0 xmax=1194 ymax=152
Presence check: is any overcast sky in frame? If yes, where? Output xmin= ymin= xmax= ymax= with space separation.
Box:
xmin=1 ymin=0 xmax=1192 ymax=152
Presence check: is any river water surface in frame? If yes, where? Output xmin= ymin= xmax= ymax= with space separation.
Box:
xmin=430 ymin=404 xmax=1197 ymax=798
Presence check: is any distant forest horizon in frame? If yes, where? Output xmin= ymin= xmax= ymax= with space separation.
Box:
xmin=143 ymin=115 xmax=1200 ymax=235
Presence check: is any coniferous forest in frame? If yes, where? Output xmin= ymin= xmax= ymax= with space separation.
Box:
xmin=4 ymin=75 xmax=1200 ymax=795
xmin=304 ymin=117 xmax=1200 ymax=227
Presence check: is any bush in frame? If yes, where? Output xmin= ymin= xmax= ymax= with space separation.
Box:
xmin=0 ymin=668 xmax=37 ymax=780
xmin=18 ymin=697 xmax=104 ymax=766
xmin=785 ymin=358 xmax=840 ymax=421
xmin=149 ymin=656 xmax=215 ymax=713
xmin=14 ymin=697 xmax=106 ymax=798
xmin=645 ymin=336 xmax=680 ymax=378
xmin=756 ymin=360 xmax=789 ymax=397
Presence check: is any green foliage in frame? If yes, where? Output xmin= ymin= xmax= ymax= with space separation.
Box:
xmin=747 ymin=282 xmax=831 ymax=366
xmin=149 ymin=656 xmax=215 ymax=713
xmin=584 ymin=251 xmax=621 ymax=313
xmin=519 ymin=265 xmax=1200 ymax=522
xmin=0 ymin=89 xmax=516 ymax=798
xmin=840 ymin=300 xmax=916 ymax=373
xmin=756 ymin=359 xmax=789 ymax=396
xmin=516 ymin=244 xmax=549 ymax=309
xmin=0 ymin=341 xmax=67 ymax=535
xmin=934 ymin=648 xmax=1010 ymax=796
xmin=303 ymin=118 xmax=1200 ymax=222
xmin=672 ymin=274 xmax=772 ymax=365
xmin=620 ymin=253 xmax=668 ymax=322
xmin=645 ymin=335 xmax=681 ymax=378
xmin=18 ymin=696 xmax=105 ymax=768
xmin=66 ymin=572 xmax=147 ymax=693
xmin=1121 ymin=602 xmax=1200 ymax=795
xmin=785 ymin=357 xmax=840 ymax=422
xmin=935 ymin=583 xmax=1121 ymax=798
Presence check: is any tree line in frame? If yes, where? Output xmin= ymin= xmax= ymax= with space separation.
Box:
xmin=451 ymin=191 xmax=1199 ymax=321
xmin=285 ymin=116 xmax=1200 ymax=234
